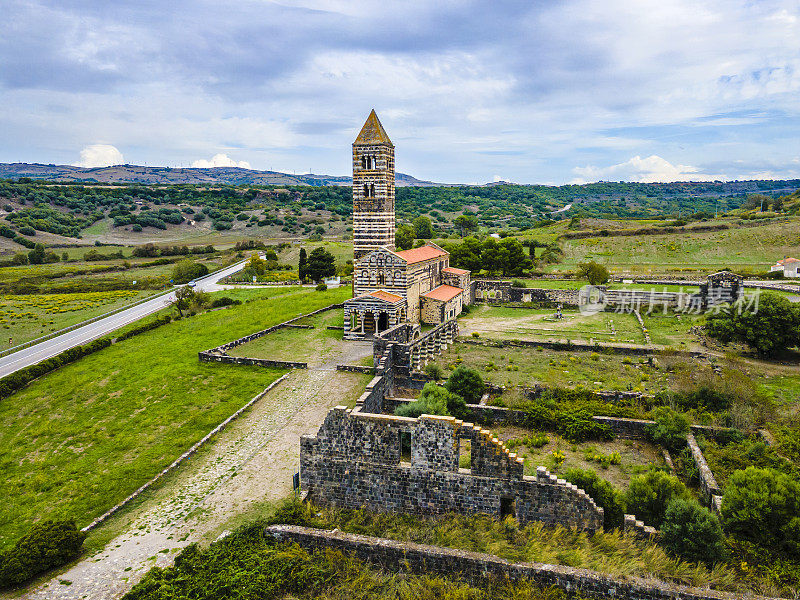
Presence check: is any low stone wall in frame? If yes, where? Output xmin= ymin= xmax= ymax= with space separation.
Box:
xmin=336 ymin=364 xmax=375 ymax=374
xmin=82 ymin=374 xmax=290 ymax=532
xmin=686 ymin=432 xmax=722 ymax=500
xmin=200 ymin=303 xmax=344 ymax=357
xmin=458 ymin=337 xmax=711 ymax=358
xmin=473 ymin=280 xmax=579 ymax=306
xmin=302 ymin=407 xmax=603 ymax=530
xmin=200 ymin=354 xmax=308 ymax=369
xmin=265 ymin=524 xmax=776 ymax=600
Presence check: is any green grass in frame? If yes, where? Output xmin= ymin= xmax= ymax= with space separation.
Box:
xmin=0 ymin=290 xmax=152 ymax=346
xmin=640 ymin=312 xmax=705 ymax=347
xmin=461 ymin=305 xmax=646 ymax=345
xmin=0 ymin=286 xmax=352 ymax=549
xmin=560 ymin=218 xmax=800 ymax=275
xmin=432 ymin=343 xmax=667 ymax=394
xmin=229 ymin=309 xmax=345 ymax=365
xmin=261 ymin=504 xmax=752 ymax=594
xmin=494 ymin=426 xmax=665 ymax=489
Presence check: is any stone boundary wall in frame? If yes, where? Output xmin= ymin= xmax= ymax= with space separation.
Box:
xmin=623 ymin=514 xmax=658 ymax=539
xmin=473 ymin=280 xmax=579 ymax=306
xmin=265 ymin=524 xmax=777 ymax=600
xmin=560 ymin=222 xmax=730 ymax=240
xmin=686 ymin=432 xmax=722 ymax=501
xmin=199 ymin=303 xmax=344 ymax=357
xmin=336 ymin=364 xmax=375 ymax=374
xmin=302 ymin=407 xmax=603 ymax=529
xmin=81 ymin=373 xmax=290 ymax=532
xmin=615 ymin=277 xmax=800 ymax=295
xmin=458 ymin=337 xmax=678 ymax=357
xmin=200 ymin=354 xmax=308 ymax=369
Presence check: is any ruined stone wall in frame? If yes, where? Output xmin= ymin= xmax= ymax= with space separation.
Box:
xmin=473 ymin=281 xmax=579 ymax=306
xmin=267 ymin=525 xmax=775 ymax=600
xmin=301 ymin=407 xmax=603 ymax=530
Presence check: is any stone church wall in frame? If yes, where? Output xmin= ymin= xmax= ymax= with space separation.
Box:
xmin=301 ymin=407 xmax=603 ymax=530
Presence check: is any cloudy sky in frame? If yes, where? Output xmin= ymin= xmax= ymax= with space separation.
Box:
xmin=1 ymin=1 xmax=799 ymax=184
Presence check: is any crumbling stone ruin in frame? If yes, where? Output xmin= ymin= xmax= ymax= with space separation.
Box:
xmin=300 ymin=406 xmax=604 ymax=530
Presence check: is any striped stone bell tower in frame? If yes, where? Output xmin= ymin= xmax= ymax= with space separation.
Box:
xmin=352 ymin=110 xmax=395 ymax=260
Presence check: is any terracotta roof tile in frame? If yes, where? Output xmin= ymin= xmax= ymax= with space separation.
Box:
xmin=367 ymin=290 xmax=404 ymax=303
xmin=422 ymin=285 xmax=463 ymax=302
xmin=394 ymin=245 xmax=448 ymax=264
xmin=778 ymin=257 xmax=800 ymax=264
xmin=443 ymin=266 xmax=470 ymax=275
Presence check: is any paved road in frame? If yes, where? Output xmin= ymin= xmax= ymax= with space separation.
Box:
xmin=0 ymin=257 xmax=257 ymax=379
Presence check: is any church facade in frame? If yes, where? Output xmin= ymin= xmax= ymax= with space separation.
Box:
xmin=343 ymin=111 xmax=471 ymax=340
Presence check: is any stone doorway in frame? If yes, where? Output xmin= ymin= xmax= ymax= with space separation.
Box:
xmin=378 ymin=311 xmax=389 ymax=332
xmin=362 ymin=311 xmax=376 ymax=335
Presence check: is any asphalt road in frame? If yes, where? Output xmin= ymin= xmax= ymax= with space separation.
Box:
xmin=0 ymin=257 xmax=257 ymax=379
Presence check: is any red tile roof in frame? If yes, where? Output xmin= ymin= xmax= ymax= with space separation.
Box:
xmin=394 ymin=245 xmax=448 ymax=264
xmin=422 ymin=285 xmax=463 ymax=302
xmin=778 ymin=257 xmax=800 ymax=265
xmin=443 ymin=266 xmax=470 ymax=275
xmin=367 ymin=290 xmax=404 ymax=303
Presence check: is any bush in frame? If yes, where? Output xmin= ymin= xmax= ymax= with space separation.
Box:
xmin=510 ymin=279 xmax=526 ymax=288
xmin=721 ymin=467 xmax=800 ymax=557
xmin=646 ymin=407 xmax=689 ymax=451
xmin=444 ymin=366 xmax=484 ymax=404
xmin=705 ymin=292 xmax=800 ymax=357
xmin=424 ymin=363 xmax=444 ymax=381
xmin=660 ymin=498 xmax=725 ymax=565
xmin=315 ymin=282 xmax=327 ymax=291
xmin=394 ymin=382 xmax=466 ymax=419
xmin=0 ymin=520 xmax=86 ymax=588
xmin=210 ymin=297 xmax=242 ymax=308
xmin=625 ymin=468 xmax=692 ymax=528
xmin=115 ymin=315 xmax=172 ymax=342
xmin=172 ymin=259 xmax=209 ymax=284
xmin=563 ymin=468 xmax=625 ymax=531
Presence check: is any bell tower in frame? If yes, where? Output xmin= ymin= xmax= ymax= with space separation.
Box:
xmin=352 ymin=110 xmax=395 ymax=260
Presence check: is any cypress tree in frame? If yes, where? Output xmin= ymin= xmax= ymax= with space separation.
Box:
xmin=298 ymin=247 xmax=307 ymax=282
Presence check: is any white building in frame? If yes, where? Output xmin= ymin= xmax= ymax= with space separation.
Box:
xmin=770 ymin=257 xmax=800 ymax=278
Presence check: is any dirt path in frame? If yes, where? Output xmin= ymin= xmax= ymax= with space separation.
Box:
xmin=10 ymin=344 xmax=372 ymax=600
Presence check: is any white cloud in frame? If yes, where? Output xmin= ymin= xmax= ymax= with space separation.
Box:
xmin=570 ymin=155 xmax=725 ymax=184
xmin=73 ymin=144 xmax=124 ymax=167
xmin=191 ymin=153 xmax=252 ymax=169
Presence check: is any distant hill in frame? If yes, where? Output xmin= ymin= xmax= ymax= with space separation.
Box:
xmin=0 ymin=163 xmax=442 ymax=187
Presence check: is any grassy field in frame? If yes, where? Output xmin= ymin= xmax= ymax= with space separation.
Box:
xmin=461 ymin=305 xmax=646 ymax=345
xmin=559 ymin=218 xmax=800 ymax=275
xmin=0 ymin=285 xmax=351 ymax=549
xmin=493 ymin=425 xmax=666 ymax=489
xmin=0 ymin=289 xmax=153 ymax=346
xmin=229 ymin=309 xmax=347 ymax=366
xmin=431 ymin=343 xmax=667 ymax=394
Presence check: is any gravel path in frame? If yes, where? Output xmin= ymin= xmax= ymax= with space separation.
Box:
xmin=9 ymin=341 xmax=372 ymax=600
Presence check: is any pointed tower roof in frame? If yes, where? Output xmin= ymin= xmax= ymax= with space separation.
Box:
xmin=354 ymin=110 xmax=393 ymax=146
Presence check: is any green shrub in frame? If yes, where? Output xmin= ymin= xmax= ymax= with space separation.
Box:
xmin=115 ymin=315 xmax=172 ymax=342
xmin=171 ymin=259 xmax=209 ymax=284
xmin=625 ymin=468 xmax=692 ymax=528
xmin=423 ymin=363 xmax=444 ymax=381
xmin=564 ymin=468 xmax=625 ymax=531
xmin=660 ymin=498 xmax=725 ymax=565
xmin=444 ymin=365 xmax=484 ymax=404
xmin=721 ymin=467 xmax=800 ymax=557
xmin=646 ymin=407 xmax=689 ymax=451
xmin=395 ymin=382 xmax=465 ymax=419
xmin=315 ymin=282 xmax=327 ymax=291
xmin=0 ymin=520 xmax=86 ymax=588
xmin=210 ymin=297 xmax=242 ymax=308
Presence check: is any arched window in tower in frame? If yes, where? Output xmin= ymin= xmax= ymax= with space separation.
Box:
xmin=363 ymin=184 xmax=370 ymax=197
xmin=377 ymin=272 xmax=385 ymax=286
xmin=370 ymin=183 xmax=376 ymax=196
xmin=361 ymin=156 xmax=367 ymax=170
